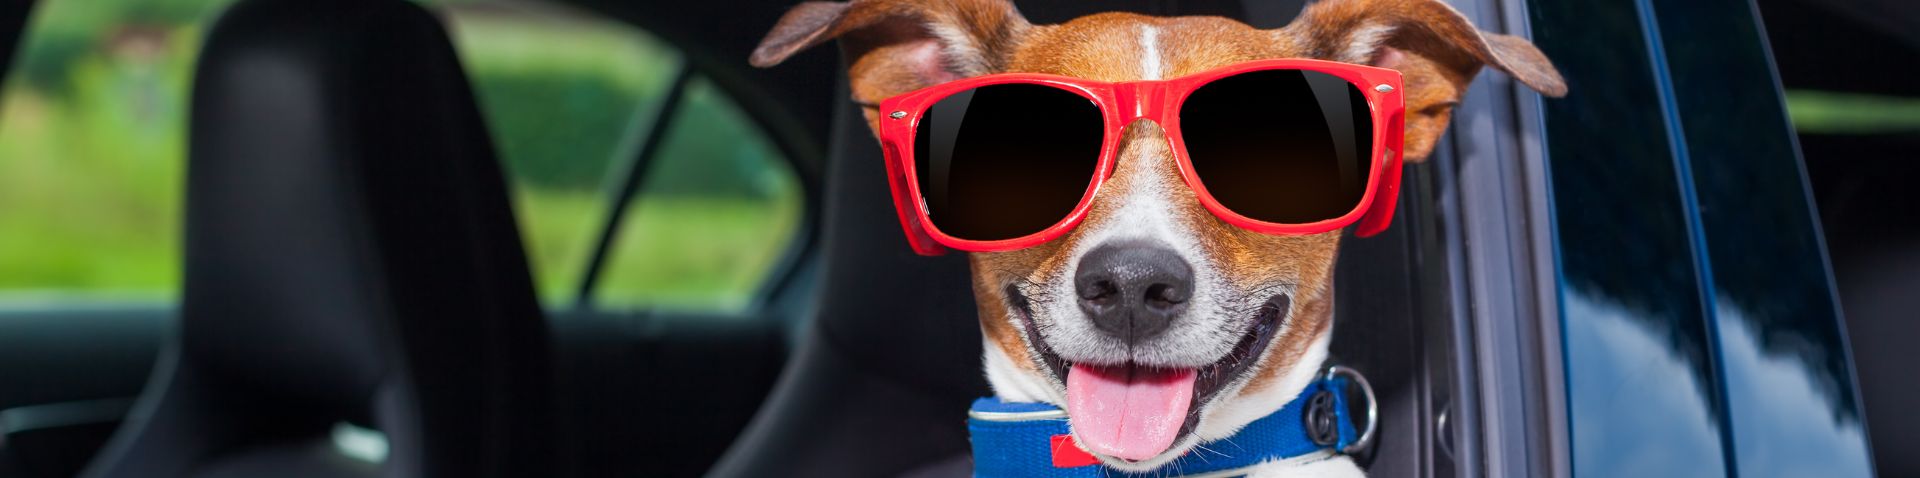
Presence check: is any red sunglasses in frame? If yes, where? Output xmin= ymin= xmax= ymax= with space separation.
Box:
xmin=874 ymin=58 xmax=1406 ymax=255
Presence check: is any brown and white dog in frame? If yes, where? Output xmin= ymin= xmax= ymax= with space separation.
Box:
xmin=752 ymin=0 xmax=1565 ymax=475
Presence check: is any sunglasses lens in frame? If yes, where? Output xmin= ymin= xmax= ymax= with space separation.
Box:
xmin=914 ymin=83 xmax=1104 ymax=241
xmin=1180 ymin=69 xmax=1375 ymax=224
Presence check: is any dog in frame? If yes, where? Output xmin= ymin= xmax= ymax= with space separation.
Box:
xmin=751 ymin=0 xmax=1564 ymax=475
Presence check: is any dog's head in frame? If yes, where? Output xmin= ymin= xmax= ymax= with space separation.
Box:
xmin=753 ymin=0 xmax=1562 ymax=469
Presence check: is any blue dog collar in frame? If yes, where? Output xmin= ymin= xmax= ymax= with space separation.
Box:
xmin=967 ymin=366 xmax=1374 ymax=478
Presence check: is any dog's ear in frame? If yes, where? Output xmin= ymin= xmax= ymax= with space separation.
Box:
xmin=1281 ymin=0 xmax=1565 ymax=162
xmin=751 ymin=0 xmax=1031 ymax=122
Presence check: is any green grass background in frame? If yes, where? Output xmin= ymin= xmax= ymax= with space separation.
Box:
xmin=0 ymin=0 xmax=800 ymax=311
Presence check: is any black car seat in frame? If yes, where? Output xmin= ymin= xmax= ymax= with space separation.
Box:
xmin=78 ymin=0 xmax=552 ymax=477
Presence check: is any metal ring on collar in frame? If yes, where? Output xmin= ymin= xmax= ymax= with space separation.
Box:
xmin=1323 ymin=365 xmax=1378 ymax=455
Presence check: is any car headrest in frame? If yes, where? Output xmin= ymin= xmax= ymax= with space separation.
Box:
xmin=181 ymin=0 xmax=520 ymax=409
xmin=84 ymin=0 xmax=552 ymax=476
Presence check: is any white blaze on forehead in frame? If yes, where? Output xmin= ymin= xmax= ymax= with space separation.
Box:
xmin=1140 ymin=24 xmax=1163 ymax=80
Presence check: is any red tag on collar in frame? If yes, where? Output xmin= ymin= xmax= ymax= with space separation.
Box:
xmin=1050 ymin=434 xmax=1099 ymax=468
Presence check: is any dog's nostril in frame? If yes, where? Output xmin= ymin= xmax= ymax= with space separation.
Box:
xmin=1081 ymin=279 xmax=1120 ymax=303
xmin=1144 ymin=283 xmax=1188 ymax=309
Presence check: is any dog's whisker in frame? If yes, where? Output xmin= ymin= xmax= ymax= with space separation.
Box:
xmin=1193 ymin=442 xmax=1230 ymax=458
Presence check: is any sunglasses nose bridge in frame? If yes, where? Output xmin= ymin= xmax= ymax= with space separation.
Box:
xmin=1113 ymin=80 xmax=1168 ymax=123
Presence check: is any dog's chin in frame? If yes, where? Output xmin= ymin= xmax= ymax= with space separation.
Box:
xmin=1004 ymin=284 xmax=1289 ymax=467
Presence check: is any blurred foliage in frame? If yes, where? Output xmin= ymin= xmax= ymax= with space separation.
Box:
xmin=599 ymin=80 xmax=802 ymax=309
xmin=11 ymin=0 xmax=224 ymax=94
xmin=0 ymin=0 xmax=801 ymax=310
xmin=442 ymin=10 xmax=665 ymax=191
xmin=0 ymin=0 xmax=213 ymax=297
xmin=1785 ymin=89 xmax=1920 ymax=135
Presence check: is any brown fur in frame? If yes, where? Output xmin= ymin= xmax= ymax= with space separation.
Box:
xmin=752 ymin=0 xmax=1563 ymax=453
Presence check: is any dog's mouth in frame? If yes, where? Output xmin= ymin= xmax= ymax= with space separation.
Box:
xmin=1006 ymin=284 xmax=1288 ymax=463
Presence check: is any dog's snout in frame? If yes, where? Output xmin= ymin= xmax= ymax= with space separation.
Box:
xmin=1075 ymin=241 xmax=1193 ymax=341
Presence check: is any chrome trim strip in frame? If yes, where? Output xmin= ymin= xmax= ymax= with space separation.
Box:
xmin=968 ymin=409 xmax=1069 ymax=422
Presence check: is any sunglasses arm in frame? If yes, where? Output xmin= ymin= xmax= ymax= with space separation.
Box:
xmin=1353 ymin=109 xmax=1406 ymax=237
xmin=880 ymin=140 xmax=952 ymax=255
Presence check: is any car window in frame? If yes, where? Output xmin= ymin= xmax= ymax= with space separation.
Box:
xmin=0 ymin=0 xmax=233 ymax=303
xmin=1531 ymin=0 xmax=1876 ymax=476
xmin=1526 ymin=0 xmax=1732 ymax=475
xmin=436 ymin=1 xmax=804 ymax=313
xmin=1651 ymin=0 xmax=1872 ymax=475
xmin=1757 ymin=0 xmax=1918 ymax=474
xmin=592 ymin=77 xmax=801 ymax=311
xmin=438 ymin=3 xmax=677 ymax=305
xmin=0 ymin=0 xmax=805 ymax=314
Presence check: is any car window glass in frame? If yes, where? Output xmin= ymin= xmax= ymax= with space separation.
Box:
xmin=595 ymin=78 xmax=802 ymax=312
xmin=437 ymin=2 xmax=672 ymax=303
xmin=0 ymin=0 xmax=238 ymax=303
xmin=1651 ymin=0 xmax=1873 ymax=475
xmin=1757 ymin=0 xmax=1917 ymax=474
xmin=0 ymin=0 xmax=804 ymax=314
xmin=1527 ymin=0 xmax=1733 ymax=475
xmin=439 ymin=2 xmax=803 ymax=312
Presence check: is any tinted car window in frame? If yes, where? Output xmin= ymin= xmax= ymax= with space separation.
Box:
xmin=1758 ymin=0 xmax=1920 ymax=474
xmin=1650 ymin=0 xmax=1873 ymax=475
xmin=1528 ymin=0 xmax=1732 ymax=475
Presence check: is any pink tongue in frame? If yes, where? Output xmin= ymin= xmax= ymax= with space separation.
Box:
xmin=1065 ymin=364 xmax=1197 ymax=461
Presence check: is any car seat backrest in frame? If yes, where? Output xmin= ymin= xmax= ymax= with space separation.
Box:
xmin=82 ymin=1 xmax=552 ymax=476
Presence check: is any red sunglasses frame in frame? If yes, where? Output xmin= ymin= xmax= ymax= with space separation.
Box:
xmin=874 ymin=58 xmax=1407 ymax=255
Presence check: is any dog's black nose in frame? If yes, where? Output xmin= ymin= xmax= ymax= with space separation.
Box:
xmin=1075 ymin=241 xmax=1193 ymax=342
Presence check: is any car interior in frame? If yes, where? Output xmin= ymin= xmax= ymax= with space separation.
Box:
xmin=0 ymin=0 xmax=1910 ymax=476
xmin=9 ymin=0 xmax=1487 ymax=476
xmin=80 ymin=0 xmax=557 ymax=476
